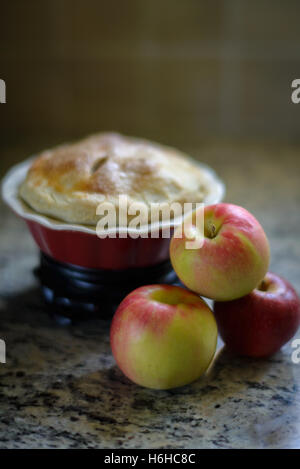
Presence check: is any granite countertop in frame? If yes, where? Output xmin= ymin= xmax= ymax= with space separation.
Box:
xmin=0 ymin=141 xmax=300 ymax=449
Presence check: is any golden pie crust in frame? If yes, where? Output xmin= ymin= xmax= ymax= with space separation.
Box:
xmin=19 ymin=132 xmax=209 ymax=226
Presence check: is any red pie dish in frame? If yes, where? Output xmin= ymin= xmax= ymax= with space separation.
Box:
xmin=2 ymin=157 xmax=224 ymax=270
xmin=2 ymin=134 xmax=225 ymax=270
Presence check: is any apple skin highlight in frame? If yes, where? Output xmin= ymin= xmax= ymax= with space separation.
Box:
xmin=214 ymin=272 xmax=300 ymax=357
xmin=110 ymin=284 xmax=218 ymax=390
xmin=170 ymin=203 xmax=270 ymax=301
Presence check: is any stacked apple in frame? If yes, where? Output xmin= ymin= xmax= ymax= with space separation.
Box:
xmin=110 ymin=203 xmax=300 ymax=389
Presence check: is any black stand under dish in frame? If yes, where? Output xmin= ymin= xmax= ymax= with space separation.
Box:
xmin=34 ymin=252 xmax=179 ymax=323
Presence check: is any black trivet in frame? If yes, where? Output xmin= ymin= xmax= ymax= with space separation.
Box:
xmin=34 ymin=252 xmax=179 ymax=323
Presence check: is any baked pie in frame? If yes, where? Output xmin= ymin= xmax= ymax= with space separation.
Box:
xmin=19 ymin=132 xmax=211 ymax=226
xmin=2 ymin=131 xmax=224 ymax=272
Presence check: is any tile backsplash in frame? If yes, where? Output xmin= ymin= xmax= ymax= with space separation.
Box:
xmin=1 ymin=0 xmax=300 ymax=146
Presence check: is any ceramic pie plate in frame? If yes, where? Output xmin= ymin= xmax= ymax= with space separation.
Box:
xmin=2 ymin=157 xmax=225 ymax=270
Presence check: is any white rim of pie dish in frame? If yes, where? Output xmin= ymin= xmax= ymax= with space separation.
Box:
xmin=1 ymin=156 xmax=226 ymax=236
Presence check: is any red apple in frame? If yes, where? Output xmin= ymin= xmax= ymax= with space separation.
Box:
xmin=214 ymin=272 xmax=300 ymax=357
xmin=110 ymin=284 xmax=218 ymax=389
xmin=170 ymin=203 xmax=270 ymax=301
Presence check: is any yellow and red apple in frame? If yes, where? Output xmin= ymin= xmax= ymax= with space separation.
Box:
xmin=214 ymin=272 xmax=300 ymax=357
xmin=170 ymin=203 xmax=270 ymax=301
xmin=110 ymin=284 xmax=218 ymax=389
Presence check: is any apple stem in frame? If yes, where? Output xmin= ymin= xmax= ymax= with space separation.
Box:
xmin=258 ymin=280 xmax=268 ymax=292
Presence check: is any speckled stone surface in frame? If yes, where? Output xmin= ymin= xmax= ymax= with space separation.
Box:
xmin=0 ymin=141 xmax=300 ymax=449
